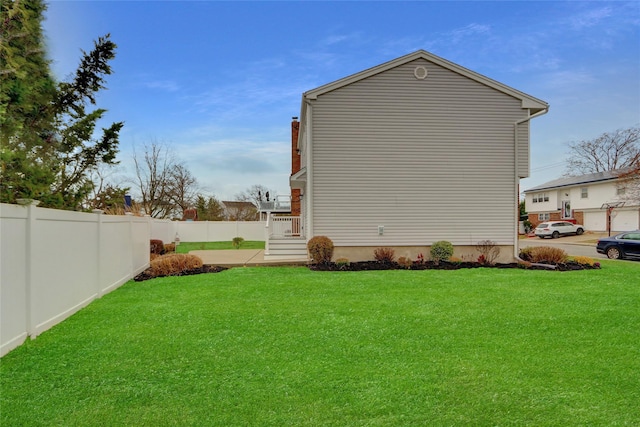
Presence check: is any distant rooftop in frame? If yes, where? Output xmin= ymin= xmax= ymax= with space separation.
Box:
xmin=524 ymin=169 xmax=626 ymax=193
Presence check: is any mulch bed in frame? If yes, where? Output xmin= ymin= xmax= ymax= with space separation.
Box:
xmin=133 ymin=259 xmax=599 ymax=281
xmin=134 ymin=265 xmax=228 ymax=282
xmin=310 ymin=260 xmax=600 ymax=272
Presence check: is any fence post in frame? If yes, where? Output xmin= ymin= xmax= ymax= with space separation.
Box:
xmin=93 ymin=210 xmax=104 ymax=297
xmin=264 ymin=212 xmax=271 ymax=255
xmin=17 ymin=199 xmax=40 ymax=338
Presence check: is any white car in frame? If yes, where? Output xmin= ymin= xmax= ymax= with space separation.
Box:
xmin=535 ymin=221 xmax=585 ymax=239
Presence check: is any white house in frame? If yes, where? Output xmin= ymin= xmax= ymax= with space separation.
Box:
xmin=524 ymin=170 xmax=640 ymax=232
xmin=265 ymin=50 xmax=548 ymax=262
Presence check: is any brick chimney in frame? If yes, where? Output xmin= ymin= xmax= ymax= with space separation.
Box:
xmin=290 ymin=117 xmax=302 ymax=216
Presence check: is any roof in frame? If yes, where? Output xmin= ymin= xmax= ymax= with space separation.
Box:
xmin=221 ymin=201 xmax=256 ymax=209
xmin=303 ymin=50 xmax=549 ymax=113
xmin=523 ymin=170 xmax=625 ymax=193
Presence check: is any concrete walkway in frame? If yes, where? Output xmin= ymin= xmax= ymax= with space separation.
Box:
xmin=189 ymin=249 xmax=308 ymax=267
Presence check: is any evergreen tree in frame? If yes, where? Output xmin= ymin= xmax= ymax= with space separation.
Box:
xmin=0 ymin=1 xmax=123 ymax=209
xmin=1 ymin=0 xmax=58 ymax=204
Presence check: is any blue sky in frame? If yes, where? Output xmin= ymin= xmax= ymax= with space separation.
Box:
xmin=43 ymin=1 xmax=640 ymax=201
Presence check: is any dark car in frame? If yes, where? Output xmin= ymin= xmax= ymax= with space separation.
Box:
xmin=596 ymin=231 xmax=640 ymax=260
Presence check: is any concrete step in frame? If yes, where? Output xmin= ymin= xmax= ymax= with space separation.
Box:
xmin=266 ymin=239 xmax=308 ymax=259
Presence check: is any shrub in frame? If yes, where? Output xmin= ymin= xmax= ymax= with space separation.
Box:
xmin=520 ymin=246 xmax=568 ymax=264
xmin=335 ymin=257 xmax=350 ymax=270
xmin=150 ymin=239 xmax=165 ymax=255
xmin=164 ymin=243 xmax=176 ymax=253
xmin=148 ymin=253 xmax=203 ymax=278
xmin=232 ymin=237 xmax=244 ymax=249
xmin=449 ymin=256 xmax=462 ymax=264
xmin=307 ymin=236 xmax=334 ymax=264
xmin=475 ymin=240 xmax=500 ymax=265
xmin=430 ymin=241 xmax=454 ymax=263
xmin=416 ymin=253 xmax=425 ymax=264
xmin=374 ymin=247 xmax=396 ymax=263
xmin=397 ymin=256 xmax=412 ymax=269
xmin=572 ymin=256 xmax=596 ymax=266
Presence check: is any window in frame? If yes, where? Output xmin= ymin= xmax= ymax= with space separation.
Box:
xmin=538 ymin=213 xmax=550 ymax=221
xmin=581 ymin=187 xmax=588 ymax=198
xmin=532 ymin=192 xmax=549 ymax=203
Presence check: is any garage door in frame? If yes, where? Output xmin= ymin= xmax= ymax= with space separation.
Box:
xmin=612 ymin=209 xmax=640 ymax=231
xmin=583 ymin=211 xmax=606 ymax=231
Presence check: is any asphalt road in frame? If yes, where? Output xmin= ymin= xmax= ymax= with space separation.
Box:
xmin=519 ymin=234 xmax=607 ymax=259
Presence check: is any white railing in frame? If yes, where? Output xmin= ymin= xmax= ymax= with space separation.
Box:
xmin=258 ymin=195 xmax=291 ymax=213
xmin=269 ymin=215 xmax=303 ymax=238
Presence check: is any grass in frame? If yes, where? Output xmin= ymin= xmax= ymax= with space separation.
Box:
xmin=2 ymin=262 xmax=639 ymax=426
xmin=176 ymin=240 xmax=265 ymax=253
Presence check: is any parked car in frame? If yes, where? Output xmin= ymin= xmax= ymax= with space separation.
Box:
xmin=535 ymin=221 xmax=585 ymax=239
xmin=596 ymin=231 xmax=640 ymax=260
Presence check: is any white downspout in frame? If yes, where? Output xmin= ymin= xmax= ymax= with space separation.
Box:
xmin=514 ymin=107 xmax=549 ymax=258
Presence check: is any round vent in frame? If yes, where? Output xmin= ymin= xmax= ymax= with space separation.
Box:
xmin=414 ymin=66 xmax=428 ymax=80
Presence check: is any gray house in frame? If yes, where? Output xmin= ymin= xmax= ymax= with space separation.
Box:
xmin=266 ymin=50 xmax=548 ymax=261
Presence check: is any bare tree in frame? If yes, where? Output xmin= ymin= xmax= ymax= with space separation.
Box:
xmin=85 ymin=165 xmax=129 ymax=211
xmin=235 ymin=184 xmax=276 ymax=208
xmin=168 ymin=163 xmax=199 ymax=215
xmin=565 ymin=126 xmax=639 ymax=176
xmin=131 ymin=142 xmax=176 ymax=218
xmin=616 ymin=164 xmax=640 ymax=204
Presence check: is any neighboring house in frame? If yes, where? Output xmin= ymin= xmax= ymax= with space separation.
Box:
xmin=221 ymin=201 xmax=258 ymax=221
xmin=265 ymin=50 xmax=549 ymax=261
xmin=523 ymin=170 xmax=640 ymax=232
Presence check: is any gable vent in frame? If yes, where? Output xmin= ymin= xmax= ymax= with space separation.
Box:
xmin=414 ymin=66 xmax=428 ymax=80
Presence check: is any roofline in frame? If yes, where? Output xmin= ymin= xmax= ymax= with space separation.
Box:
xmin=523 ymin=174 xmax=622 ymax=193
xmin=303 ymin=50 xmax=549 ymax=112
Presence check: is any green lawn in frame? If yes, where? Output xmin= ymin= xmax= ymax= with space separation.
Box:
xmin=176 ymin=240 xmax=265 ymax=253
xmin=2 ymin=262 xmax=639 ymax=426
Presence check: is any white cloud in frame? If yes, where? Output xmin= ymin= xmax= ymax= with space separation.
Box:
xmin=570 ymin=6 xmax=613 ymax=29
xmin=142 ymin=80 xmax=180 ymax=92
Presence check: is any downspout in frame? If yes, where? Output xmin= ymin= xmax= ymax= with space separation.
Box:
xmin=514 ymin=107 xmax=549 ymax=259
xmin=304 ymin=98 xmax=314 ymax=239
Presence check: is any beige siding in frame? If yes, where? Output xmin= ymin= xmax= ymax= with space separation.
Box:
xmin=311 ymin=58 xmax=529 ymax=246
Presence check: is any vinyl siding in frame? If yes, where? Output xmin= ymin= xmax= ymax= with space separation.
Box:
xmin=310 ymin=58 xmax=529 ymax=246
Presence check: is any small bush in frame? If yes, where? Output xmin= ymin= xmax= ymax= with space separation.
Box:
xmin=449 ymin=256 xmax=462 ymax=264
xmin=148 ymin=253 xmax=203 ymax=278
xmin=150 ymin=239 xmax=165 ymax=255
xmin=397 ymin=256 xmax=412 ymax=269
xmin=374 ymin=247 xmax=396 ymax=263
xmin=164 ymin=243 xmax=176 ymax=253
xmin=335 ymin=257 xmax=350 ymax=270
xmin=519 ymin=246 xmax=568 ymax=264
xmin=307 ymin=236 xmax=334 ymax=264
xmin=232 ymin=237 xmax=245 ymax=249
xmin=430 ymin=241 xmax=454 ymax=263
xmin=572 ymin=256 xmax=596 ymax=266
xmin=416 ymin=253 xmax=425 ymax=264
xmin=475 ymin=240 xmax=500 ymax=265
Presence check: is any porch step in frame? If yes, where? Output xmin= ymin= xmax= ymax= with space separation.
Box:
xmin=265 ymin=238 xmax=308 ymax=260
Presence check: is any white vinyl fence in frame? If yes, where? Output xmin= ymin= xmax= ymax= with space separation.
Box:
xmin=0 ymin=202 xmax=150 ymax=357
xmin=151 ymin=220 xmax=265 ymax=244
